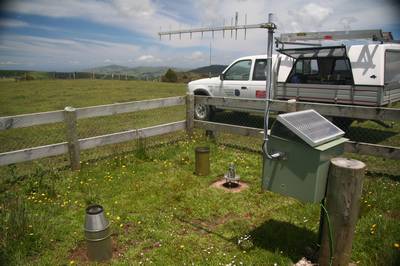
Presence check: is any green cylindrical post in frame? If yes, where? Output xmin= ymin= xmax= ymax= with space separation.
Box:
xmin=195 ymin=147 xmax=210 ymax=176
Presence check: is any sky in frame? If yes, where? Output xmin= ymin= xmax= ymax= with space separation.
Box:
xmin=0 ymin=0 xmax=399 ymax=71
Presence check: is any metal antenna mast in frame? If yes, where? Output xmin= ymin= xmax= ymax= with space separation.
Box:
xmin=158 ymin=12 xmax=278 ymax=158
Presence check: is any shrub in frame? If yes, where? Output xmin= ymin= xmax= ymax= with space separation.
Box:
xmin=162 ymin=68 xmax=178 ymax=82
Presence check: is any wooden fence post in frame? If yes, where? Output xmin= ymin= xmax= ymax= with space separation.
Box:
xmin=319 ymin=157 xmax=365 ymax=266
xmin=64 ymin=106 xmax=81 ymax=170
xmin=186 ymin=93 xmax=194 ymax=137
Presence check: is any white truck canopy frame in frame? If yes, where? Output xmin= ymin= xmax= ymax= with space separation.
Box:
xmin=275 ymin=29 xmax=394 ymax=49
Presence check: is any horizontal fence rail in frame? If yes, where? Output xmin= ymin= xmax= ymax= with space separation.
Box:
xmin=0 ymin=110 xmax=64 ymax=130
xmin=0 ymin=96 xmax=185 ymax=130
xmin=0 ymin=121 xmax=186 ymax=166
xmin=0 ymin=142 xmax=68 ymax=166
xmin=195 ymin=96 xmax=400 ymax=121
xmin=79 ymin=121 xmax=185 ymax=150
xmin=76 ymin=96 xmax=185 ymax=119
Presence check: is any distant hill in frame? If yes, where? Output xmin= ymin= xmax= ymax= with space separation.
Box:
xmin=84 ymin=64 xmax=131 ymax=74
xmin=189 ymin=65 xmax=227 ymax=75
xmin=83 ymin=65 xmax=186 ymax=79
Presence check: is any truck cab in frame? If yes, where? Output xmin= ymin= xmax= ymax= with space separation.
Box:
xmin=187 ymin=54 xmax=293 ymax=120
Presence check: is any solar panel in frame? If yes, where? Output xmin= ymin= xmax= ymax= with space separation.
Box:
xmin=276 ymin=109 xmax=344 ymax=147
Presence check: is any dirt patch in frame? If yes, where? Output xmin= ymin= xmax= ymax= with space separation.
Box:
xmin=210 ymin=178 xmax=249 ymax=193
xmin=385 ymin=210 xmax=400 ymax=220
xmin=187 ymin=213 xmax=240 ymax=233
xmin=141 ymin=241 xmax=162 ymax=254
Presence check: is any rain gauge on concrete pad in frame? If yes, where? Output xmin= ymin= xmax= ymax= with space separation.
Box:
xmin=262 ymin=109 xmax=348 ymax=203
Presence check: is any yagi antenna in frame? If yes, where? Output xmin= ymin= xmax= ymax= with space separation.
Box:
xmin=158 ymin=12 xmax=276 ymax=41
xmin=158 ymin=12 xmax=278 ymax=161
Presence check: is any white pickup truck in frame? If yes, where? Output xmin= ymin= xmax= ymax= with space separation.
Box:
xmin=188 ymin=43 xmax=400 ymax=124
xmin=187 ymin=54 xmax=291 ymax=120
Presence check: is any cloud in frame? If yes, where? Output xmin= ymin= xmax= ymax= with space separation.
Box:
xmin=1 ymin=0 xmax=399 ymax=70
xmin=113 ymin=0 xmax=155 ymax=18
xmin=3 ymin=0 xmax=185 ymax=40
xmin=0 ymin=34 xmax=141 ymax=70
xmin=0 ymin=19 xmax=29 ymax=28
xmin=287 ymin=3 xmax=332 ymax=31
xmin=339 ymin=17 xmax=358 ymax=30
xmin=137 ymin=54 xmax=162 ymax=63
xmin=68 ymin=60 xmax=80 ymax=65
xmin=0 ymin=61 xmax=20 ymax=65
xmin=186 ymin=51 xmax=205 ymax=61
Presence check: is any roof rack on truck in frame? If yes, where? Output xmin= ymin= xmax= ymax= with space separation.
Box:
xmin=275 ymin=29 xmax=395 ymax=49
xmin=271 ymin=28 xmax=400 ymax=112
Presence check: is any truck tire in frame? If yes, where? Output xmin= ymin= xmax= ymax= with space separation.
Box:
xmin=193 ymin=90 xmax=214 ymax=120
xmin=194 ymin=103 xmax=213 ymax=120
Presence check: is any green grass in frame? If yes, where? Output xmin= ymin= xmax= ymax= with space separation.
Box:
xmin=0 ymin=79 xmax=399 ymax=265
xmin=0 ymin=134 xmax=399 ymax=265
xmin=0 ymin=79 xmax=186 ymax=115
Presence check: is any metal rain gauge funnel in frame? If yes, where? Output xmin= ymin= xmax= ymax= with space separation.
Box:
xmin=84 ymin=204 xmax=112 ymax=262
xmin=223 ymin=163 xmax=240 ymax=189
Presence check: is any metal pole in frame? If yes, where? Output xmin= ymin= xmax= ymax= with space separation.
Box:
xmin=266 ymin=13 xmax=274 ymax=102
xmin=209 ymin=41 xmax=212 ymax=66
xmin=264 ymin=13 xmax=274 ymax=141
xmin=262 ymin=13 xmax=281 ymax=159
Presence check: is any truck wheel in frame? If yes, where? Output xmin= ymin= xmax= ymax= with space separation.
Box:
xmin=194 ymin=103 xmax=213 ymax=120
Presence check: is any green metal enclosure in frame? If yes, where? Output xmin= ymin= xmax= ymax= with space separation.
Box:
xmin=262 ymin=111 xmax=347 ymax=203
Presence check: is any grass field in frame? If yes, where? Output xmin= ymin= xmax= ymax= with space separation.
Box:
xmin=1 ymin=134 xmax=399 ymax=265
xmin=0 ymin=79 xmax=186 ymax=115
xmin=0 ymin=79 xmax=399 ymax=265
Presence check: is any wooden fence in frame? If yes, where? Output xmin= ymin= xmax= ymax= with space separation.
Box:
xmin=0 ymin=94 xmax=399 ymax=169
xmin=0 ymin=96 xmax=186 ymax=168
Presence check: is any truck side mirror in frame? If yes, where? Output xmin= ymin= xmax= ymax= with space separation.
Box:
xmin=219 ymin=73 xmax=224 ymax=81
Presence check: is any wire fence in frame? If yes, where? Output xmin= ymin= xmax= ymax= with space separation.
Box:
xmin=207 ymin=107 xmax=400 ymax=148
xmin=0 ymin=96 xmax=399 ymax=183
xmin=1 ymin=71 xmax=160 ymax=81
xmin=203 ymin=104 xmax=400 ymax=176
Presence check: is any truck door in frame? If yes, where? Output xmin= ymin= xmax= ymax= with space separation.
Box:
xmin=249 ymin=59 xmax=269 ymax=99
xmin=221 ymin=59 xmax=253 ymax=98
xmin=246 ymin=58 xmax=280 ymax=99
